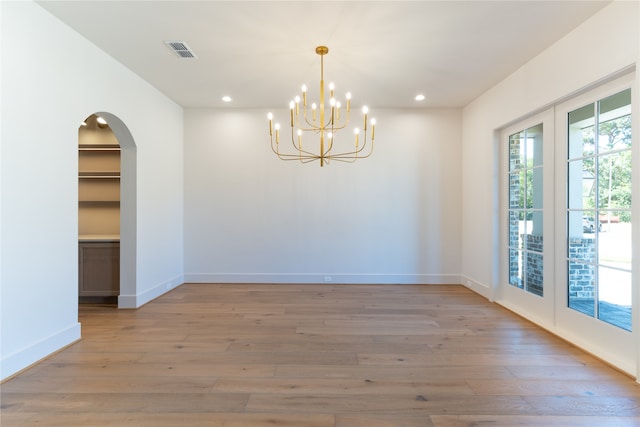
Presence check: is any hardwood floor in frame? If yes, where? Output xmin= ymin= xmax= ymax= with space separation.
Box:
xmin=2 ymin=283 xmax=639 ymax=426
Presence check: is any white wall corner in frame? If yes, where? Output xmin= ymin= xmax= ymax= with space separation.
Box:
xmin=118 ymin=275 xmax=184 ymax=309
xmin=461 ymin=275 xmax=493 ymax=301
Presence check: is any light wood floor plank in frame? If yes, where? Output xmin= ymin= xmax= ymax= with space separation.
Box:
xmin=2 ymin=283 xmax=639 ymax=426
xmin=244 ymin=394 xmax=536 ymax=415
xmin=211 ymin=377 xmax=475 ymax=396
xmin=430 ymin=415 xmax=640 ymax=427
xmin=0 ymin=412 xmax=335 ymax=427
xmin=336 ymin=414 xmax=433 ymax=427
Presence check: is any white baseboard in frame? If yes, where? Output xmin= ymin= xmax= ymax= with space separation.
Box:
xmin=1 ymin=322 xmax=81 ymax=381
xmin=118 ymin=274 xmax=184 ymax=308
xmin=551 ymin=326 xmax=636 ymax=377
xmin=461 ymin=275 xmax=493 ymax=300
xmin=183 ymin=273 xmax=462 ymax=285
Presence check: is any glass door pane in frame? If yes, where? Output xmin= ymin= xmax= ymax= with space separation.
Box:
xmin=566 ymin=88 xmax=632 ymax=331
xmin=508 ymin=124 xmax=544 ymax=297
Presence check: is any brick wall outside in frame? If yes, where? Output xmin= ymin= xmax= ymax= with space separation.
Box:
xmin=568 ymin=237 xmax=596 ymax=299
xmin=524 ymin=234 xmax=543 ymax=296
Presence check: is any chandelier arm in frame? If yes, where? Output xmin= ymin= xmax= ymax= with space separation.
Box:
xmin=270 ymin=138 xmax=283 ymax=157
xmin=327 ymin=144 xmax=375 ymax=160
xmin=297 ymin=124 xmax=323 ymax=132
xmin=271 ymin=136 xmax=324 ymax=160
xmin=323 ymin=136 xmax=334 ymax=157
xmin=289 ymin=130 xmax=318 ymax=158
xmin=330 ymin=148 xmax=374 ymax=159
xmin=301 ymin=107 xmax=349 ymax=130
xmin=300 ymin=156 xmax=321 ymax=163
xmin=276 ymin=153 xmax=321 ymax=163
xmin=327 ymin=109 xmax=349 ymax=130
xmin=323 ymin=122 xmax=336 ymax=155
xmin=325 ymin=122 xmax=349 ymax=132
xmin=326 ymin=136 xmax=375 ymax=159
xmin=326 ymin=155 xmax=357 ymax=163
xmin=302 ymin=108 xmax=319 ymax=128
xmin=273 ymin=129 xmax=374 ymax=160
xmin=352 ymin=130 xmax=374 ymax=154
xmin=327 ymin=150 xmax=372 ymax=161
xmin=274 ymin=149 xmax=316 ymax=159
xmin=337 ymin=111 xmax=351 ymax=128
xmin=321 ymin=124 xmax=371 ymax=157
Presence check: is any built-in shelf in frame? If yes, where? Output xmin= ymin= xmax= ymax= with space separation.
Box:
xmin=78 ymin=202 xmax=120 ymax=208
xmin=79 ymin=173 xmax=120 ymax=178
xmin=79 ymin=173 xmax=119 ymax=202
xmin=78 ymin=145 xmax=121 ymax=151
xmin=79 ymin=149 xmax=120 ymax=175
xmin=78 ymin=137 xmax=121 ymax=299
xmin=79 ymin=235 xmax=120 ymax=242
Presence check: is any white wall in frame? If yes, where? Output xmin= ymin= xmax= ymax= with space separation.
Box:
xmin=184 ymin=108 xmax=462 ymax=284
xmin=461 ymin=0 xmax=639 ymax=298
xmin=0 ymin=1 xmax=184 ymax=380
xmin=461 ymin=1 xmax=639 ymax=375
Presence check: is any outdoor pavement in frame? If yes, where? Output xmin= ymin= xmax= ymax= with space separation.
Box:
xmin=569 ymin=299 xmax=632 ymax=331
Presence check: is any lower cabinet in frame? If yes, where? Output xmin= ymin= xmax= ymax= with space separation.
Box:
xmin=79 ymin=241 xmax=120 ymax=298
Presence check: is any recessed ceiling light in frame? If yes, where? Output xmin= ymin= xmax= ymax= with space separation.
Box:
xmin=95 ymin=116 xmax=109 ymax=128
xmin=222 ymin=96 xmax=232 ymax=102
xmin=415 ymin=94 xmax=425 ymax=101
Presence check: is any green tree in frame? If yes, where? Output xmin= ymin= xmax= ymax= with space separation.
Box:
xmin=581 ymin=115 xmax=632 ymax=221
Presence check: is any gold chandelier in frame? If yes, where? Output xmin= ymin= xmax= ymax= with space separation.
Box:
xmin=268 ymin=46 xmax=376 ymax=167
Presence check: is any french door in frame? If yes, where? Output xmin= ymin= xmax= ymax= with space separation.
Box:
xmin=555 ymin=75 xmax=634 ymax=373
xmin=501 ymin=73 xmax=636 ymax=375
xmin=500 ymin=109 xmax=555 ymax=328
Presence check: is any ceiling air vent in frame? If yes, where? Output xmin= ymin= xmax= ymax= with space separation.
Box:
xmin=164 ymin=41 xmax=198 ymax=59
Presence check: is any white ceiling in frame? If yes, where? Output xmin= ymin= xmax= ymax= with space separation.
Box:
xmin=37 ymin=0 xmax=610 ymax=109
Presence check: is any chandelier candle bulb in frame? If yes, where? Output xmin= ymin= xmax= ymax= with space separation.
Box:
xmin=266 ymin=46 xmax=377 ymax=166
xmin=362 ymin=106 xmax=368 ymax=131
xmin=330 ymin=98 xmax=336 ymax=124
xmin=289 ymin=101 xmax=295 ymax=126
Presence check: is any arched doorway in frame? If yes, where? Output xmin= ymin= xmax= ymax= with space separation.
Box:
xmin=78 ymin=112 xmax=136 ymax=308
